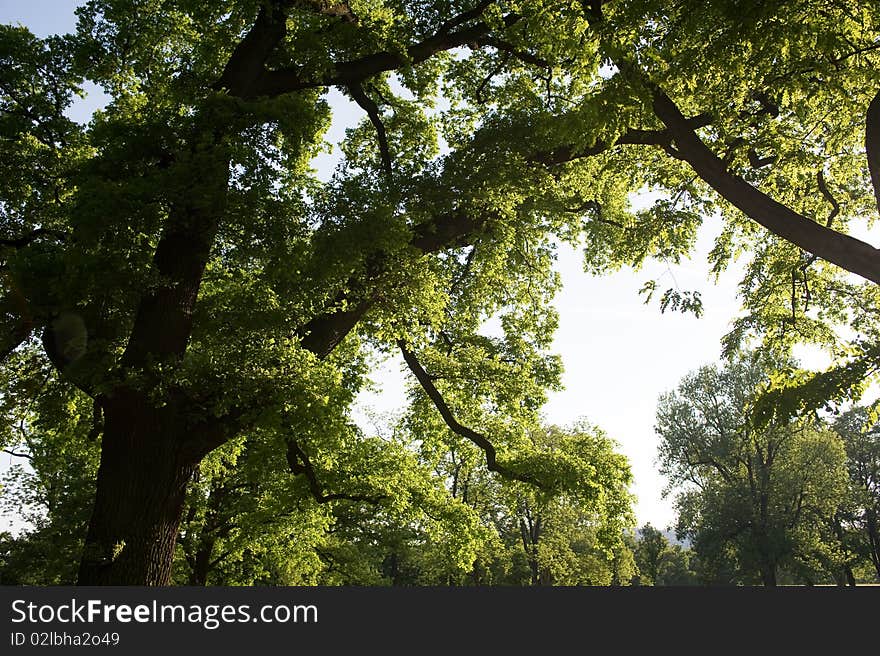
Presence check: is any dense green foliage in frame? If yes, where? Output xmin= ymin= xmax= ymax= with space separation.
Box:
xmin=657 ymin=354 xmax=879 ymax=585
xmin=631 ymin=524 xmax=698 ymax=586
xmin=1 ymin=407 xmax=637 ymax=585
xmin=2 ymin=1 xmax=880 ymax=584
xmin=831 ymin=406 xmax=880 ymax=581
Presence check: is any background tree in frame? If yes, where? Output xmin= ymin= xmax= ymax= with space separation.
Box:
xmin=398 ymin=413 xmax=637 ymax=586
xmin=654 ymin=544 xmax=699 ymax=586
xmin=632 ymin=524 xmax=665 ymax=586
xmin=631 ymin=524 xmax=698 ymax=586
xmin=832 ymin=406 xmax=880 ymax=581
xmin=657 ymin=353 xmax=850 ymax=586
xmin=0 ymin=347 xmax=97 ymax=584
xmin=501 ymin=424 xmax=635 ymax=586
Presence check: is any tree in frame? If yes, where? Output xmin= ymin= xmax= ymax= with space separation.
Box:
xmin=499 ymin=424 xmax=635 ymax=586
xmin=4 ymin=1 xmax=880 ymax=585
xmin=397 ymin=415 xmax=636 ymax=586
xmin=0 ymin=358 xmax=501 ymax=585
xmin=656 ymin=353 xmax=850 ymax=586
xmin=833 ymin=407 xmax=880 ymax=581
xmin=631 ymin=524 xmax=698 ymax=586
xmin=632 ymin=524 xmax=666 ymax=585
xmin=654 ymin=544 xmax=699 ymax=586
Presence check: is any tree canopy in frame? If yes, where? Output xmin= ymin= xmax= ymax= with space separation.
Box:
xmin=656 ymin=353 xmax=880 ymax=585
xmin=2 ymin=0 xmax=880 ymax=585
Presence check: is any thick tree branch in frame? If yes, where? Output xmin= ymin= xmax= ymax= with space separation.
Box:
xmin=213 ymin=1 xmax=294 ymax=98
xmin=347 ymin=83 xmax=393 ymax=183
xmin=528 ymin=115 xmax=713 ymax=167
xmin=0 ymin=228 xmax=67 ymax=249
xmin=297 ymin=113 xmax=705 ymax=359
xmin=121 ymin=138 xmax=230 ymax=367
xmin=576 ymin=1 xmax=880 ymax=283
xmin=245 ymin=13 xmax=521 ymax=98
xmin=209 ymin=6 xmax=520 ymax=362
xmin=285 ymin=438 xmax=385 ymax=504
xmin=298 ymin=297 xmax=374 ymax=358
xmin=747 ymin=148 xmax=776 ymax=169
xmin=649 ymin=83 xmax=880 ymax=285
xmin=297 ymin=209 xmax=487 ymax=358
xmin=410 ymin=209 xmax=485 ymax=252
xmin=866 ymin=88 xmax=880 ymax=215
xmin=398 ymin=341 xmax=543 ymax=487
xmin=125 ymin=2 xmax=313 ymax=368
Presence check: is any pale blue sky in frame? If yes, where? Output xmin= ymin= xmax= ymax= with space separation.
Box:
xmin=0 ymin=1 xmax=830 ymax=532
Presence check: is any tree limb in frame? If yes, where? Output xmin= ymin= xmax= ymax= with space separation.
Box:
xmin=398 ymin=340 xmax=543 ymax=488
xmin=296 ymin=209 xmax=488 ymax=358
xmin=245 ymin=12 xmax=521 ymax=98
xmin=347 ymin=82 xmax=393 ymax=183
xmin=475 ymin=51 xmax=511 ymax=104
xmin=747 ymin=148 xmax=776 ymax=169
xmin=476 ymin=37 xmax=551 ymax=68
xmin=866 ymin=88 xmax=880 ymax=215
xmin=437 ymin=1 xmax=495 ymax=35
xmin=816 ymin=170 xmax=840 ymax=229
xmin=578 ymin=4 xmax=880 ymax=284
xmin=648 ymin=82 xmax=880 ymax=285
xmin=296 ymin=115 xmax=713 ymax=361
xmin=298 ymin=297 xmax=375 ymax=358
xmin=2 ymin=448 xmax=32 ymax=460
xmin=527 ymin=114 xmax=713 ymax=167
xmin=285 ymin=438 xmax=386 ymax=504
xmin=212 ymin=1 xmax=294 ymax=98
xmin=0 ymin=228 xmax=67 ymax=249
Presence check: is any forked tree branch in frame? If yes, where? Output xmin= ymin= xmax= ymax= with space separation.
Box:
xmin=228 ymin=10 xmax=521 ymax=98
xmin=296 ymin=209 xmax=488 ymax=358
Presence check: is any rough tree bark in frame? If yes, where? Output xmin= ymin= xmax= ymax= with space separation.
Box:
xmin=77 ymin=392 xmax=202 ymax=585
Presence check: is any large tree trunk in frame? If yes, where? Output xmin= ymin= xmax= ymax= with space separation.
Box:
xmin=73 ymin=108 xmax=231 ymax=585
xmin=77 ymin=392 xmax=199 ymax=585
